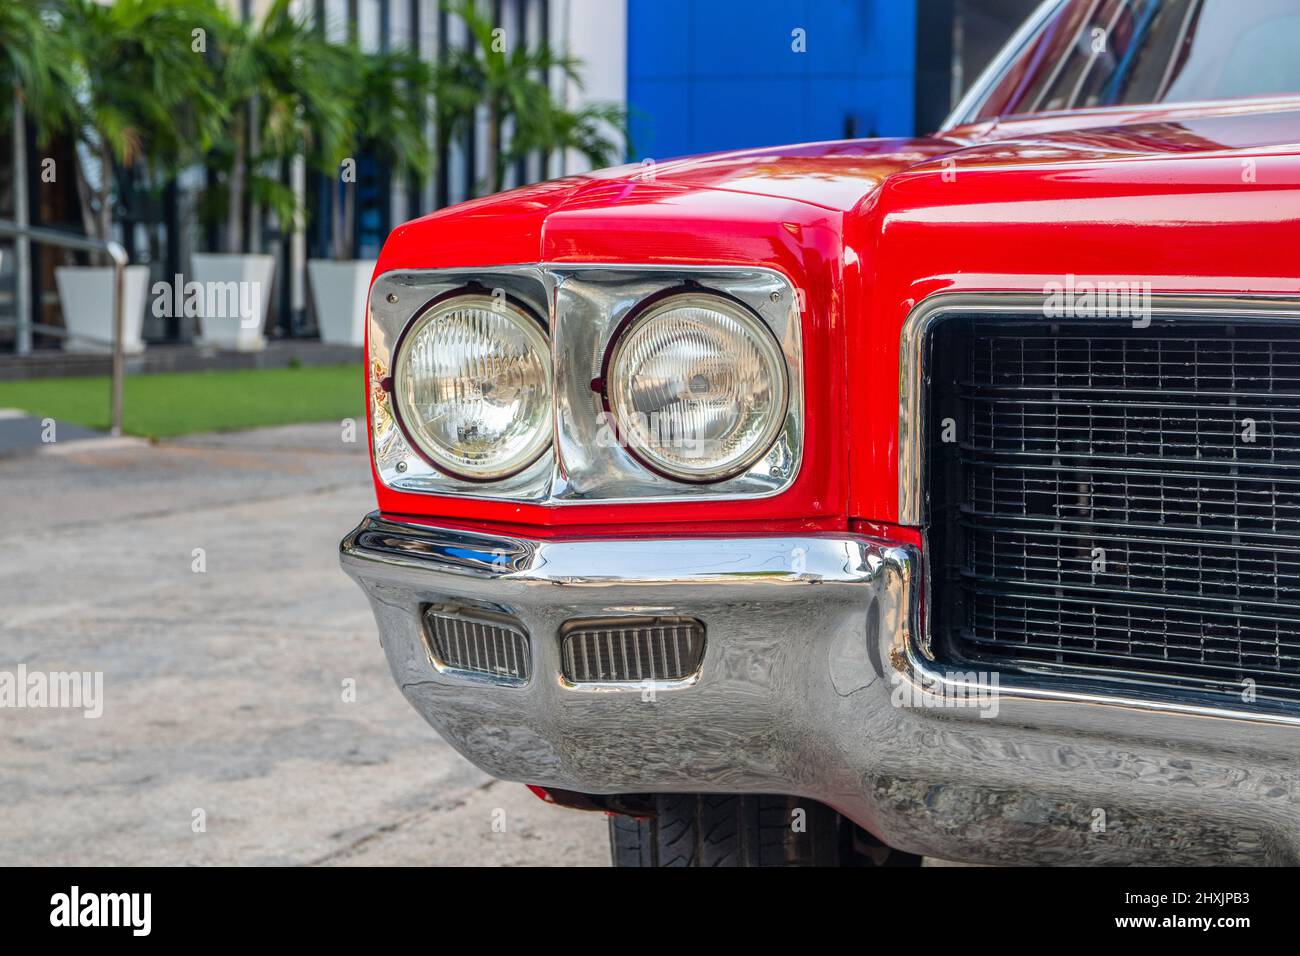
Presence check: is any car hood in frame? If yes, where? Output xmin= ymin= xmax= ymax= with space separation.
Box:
xmin=380 ymin=100 xmax=1299 ymax=276
xmin=937 ymin=100 xmax=1300 ymax=169
xmin=399 ymin=99 xmax=1298 ymax=232
xmin=623 ymin=99 xmax=1300 ymax=212
xmin=582 ymin=138 xmax=959 ymax=212
xmin=947 ymin=94 xmax=1300 ymax=145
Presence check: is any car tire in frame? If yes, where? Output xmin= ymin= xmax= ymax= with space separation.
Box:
xmin=608 ymin=794 xmax=843 ymax=867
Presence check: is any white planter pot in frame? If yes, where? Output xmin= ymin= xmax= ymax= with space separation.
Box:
xmin=308 ymin=258 xmax=376 ymax=347
xmin=190 ymin=253 xmax=275 ymax=352
xmin=54 ymin=265 xmax=151 ymax=354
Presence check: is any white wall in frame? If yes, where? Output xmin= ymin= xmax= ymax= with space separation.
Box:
xmin=554 ymin=0 xmax=628 ymax=175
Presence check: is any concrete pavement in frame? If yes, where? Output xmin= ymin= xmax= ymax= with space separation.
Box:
xmin=0 ymin=423 xmax=608 ymax=866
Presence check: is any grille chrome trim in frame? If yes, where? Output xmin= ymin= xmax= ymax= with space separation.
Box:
xmin=900 ymin=292 xmax=1300 ymax=726
xmin=899 ymin=294 xmax=1300 ymax=525
xmin=560 ymin=616 xmax=706 ymax=686
xmin=422 ymin=605 xmax=531 ymax=685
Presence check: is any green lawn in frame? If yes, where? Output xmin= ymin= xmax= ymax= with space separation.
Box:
xmin=0 ymin=364 xmax=364 ymax=440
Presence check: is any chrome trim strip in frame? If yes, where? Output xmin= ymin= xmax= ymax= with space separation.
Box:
xmin=341 ymin=512 xmax=899 ymax=592
xmin=893 ymin=630 xmax=1300 ymax=730
xmin=940 ymin=0 xmax=1068 ymax=131
xmin=897 ymin=291 xmax=1300 ymax=728
xmin=558 ymin=673 xmax=701 ymax=694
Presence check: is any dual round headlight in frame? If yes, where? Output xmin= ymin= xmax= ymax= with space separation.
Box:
xmin=392 ymin=289 xmax=788 ymax=483
xmin=392 ymin=292 xmax=552 ymax=481
xmin=602 ymin=293 xmax=788 ymax=482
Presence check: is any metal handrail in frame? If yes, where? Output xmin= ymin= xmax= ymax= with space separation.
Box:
xmin=0 ymin=220 xmax=128 ymax=437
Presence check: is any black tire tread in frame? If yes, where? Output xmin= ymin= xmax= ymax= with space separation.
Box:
xmin=607 ymin=813 xmax=656 ymax=866
xmin=609 ymin=794 xmax=841 ymax=867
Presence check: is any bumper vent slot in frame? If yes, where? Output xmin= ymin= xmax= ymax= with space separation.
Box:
xmin=926 ymin=316 xmax=1300 ymax=708
xmin=561 ymin=617 xmax=705 ymax=684
xmin=423 ymin=607 xmax=530 ymax=684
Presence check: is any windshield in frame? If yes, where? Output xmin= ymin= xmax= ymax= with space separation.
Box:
xmin=970 ymin=0 xmax=1300 ymax=121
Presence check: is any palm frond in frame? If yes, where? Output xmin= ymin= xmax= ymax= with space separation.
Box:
xmin=437 ymin=0 xmax=627 ymax=194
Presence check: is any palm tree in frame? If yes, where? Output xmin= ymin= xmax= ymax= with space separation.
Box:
xmin=437 ymin=0 xmax=628 ymax=196
xmin=0 ymin=1 xmax=71 ymax=127
xmin=325 ymin=44 xmax=433 ymax=261
xmin=207 ymin=0 xmax=354 ymax=255
xmin=0 ymin=0 xmax=75 ymax=352
xmin=58 ymin=0 xmax=225 ymax=249
xmin=517 ymin=100 xmax=630 ymax=174
xmin=306 ymin=43 xmax=434 ymax=345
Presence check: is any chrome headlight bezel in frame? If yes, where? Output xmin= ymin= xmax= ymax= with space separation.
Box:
xmin=367 ymin=265 xmax=803 ymax=504
xmin=390 ymin=289 xmax=553 ymax=482
xmin=600 ymin=289 xmax=790 ymax=483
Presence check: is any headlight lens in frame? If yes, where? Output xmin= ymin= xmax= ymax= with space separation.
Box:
xmin=393 ymin=293 xmax=552 ymax=480
xmin=605 ymin=292 xmax=788 ymax=482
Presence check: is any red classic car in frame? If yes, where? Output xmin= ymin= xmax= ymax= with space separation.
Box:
xmin=341 ymin=0 xmax=1300 ymax=866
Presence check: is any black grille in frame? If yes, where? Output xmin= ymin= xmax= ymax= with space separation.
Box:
xmin=926 ymin=316 xmax=1300 ymax=708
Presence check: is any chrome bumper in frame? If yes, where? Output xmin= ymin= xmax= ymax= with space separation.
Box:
xmin=341 ymin=513 xmax=1300 ymax=865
